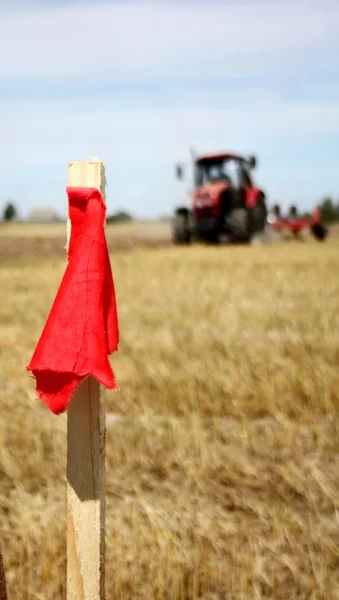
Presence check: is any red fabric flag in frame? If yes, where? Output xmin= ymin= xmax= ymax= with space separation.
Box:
xmin=27 ymin=186 xmax=119 ymax=415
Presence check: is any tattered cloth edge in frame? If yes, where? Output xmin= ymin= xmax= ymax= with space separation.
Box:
xmin=26 ymin=186 xmax=119 ymax=415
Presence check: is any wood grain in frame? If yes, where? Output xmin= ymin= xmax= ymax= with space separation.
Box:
xmin=66 ymin=159 xmax=106 ymax=600
xmin=0 ymin=547 xmax=7 ymax=600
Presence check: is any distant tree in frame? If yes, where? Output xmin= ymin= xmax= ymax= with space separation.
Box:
xmin=2 ymin=201 xmax=17 ymax=222
xmin=300 ymin=211 xmax=312 ymax=219
xmin=106 ymin=210 xmax=133 ymax=223
xmin=319 ymin=197 xmax=339 ymax=223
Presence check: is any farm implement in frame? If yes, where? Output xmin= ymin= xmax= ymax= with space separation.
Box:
xmin=172 ymin=151 xmax=328 ymax=244
xmin=267 ymin=205 xmax=328 ymax=241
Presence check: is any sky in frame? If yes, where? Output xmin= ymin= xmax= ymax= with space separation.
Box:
xmin=0 ymin=0 xmax=339 ymax=219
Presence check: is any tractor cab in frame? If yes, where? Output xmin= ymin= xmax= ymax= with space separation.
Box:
xmin=194 ymin=153 xmax=256 ymax=188
xmin=192 ymin=154 xmax=257 ymax=219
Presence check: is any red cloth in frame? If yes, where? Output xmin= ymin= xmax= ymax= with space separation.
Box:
xmin=27 ymin=186 xmax=119 ymax=415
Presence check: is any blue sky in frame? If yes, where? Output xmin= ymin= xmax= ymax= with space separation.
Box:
xmin=1 ymin=0 xmax=339 ymax=219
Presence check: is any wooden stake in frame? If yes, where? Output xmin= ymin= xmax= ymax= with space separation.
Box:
xmin=66 ymin=159 xmax=106 ymax=600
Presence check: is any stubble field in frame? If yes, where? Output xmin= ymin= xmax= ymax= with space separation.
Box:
xmin=1 ymin=224 xmax=339 ymax=599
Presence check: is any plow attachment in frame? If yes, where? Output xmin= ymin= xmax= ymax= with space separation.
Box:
xmin=267 ymin=206 xmax=328 ymax=241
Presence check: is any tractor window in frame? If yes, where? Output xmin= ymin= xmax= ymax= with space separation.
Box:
xmin=196 ymin=158 xmax=249 ymax=187
xmin=209 ymin=166 xmax=222 ymax=181
xmin=221 ymin=160 xmax=240 ymax=187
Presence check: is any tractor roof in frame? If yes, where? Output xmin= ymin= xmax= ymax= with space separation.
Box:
xmin=195 ymin=153 xmax=243 ymax=164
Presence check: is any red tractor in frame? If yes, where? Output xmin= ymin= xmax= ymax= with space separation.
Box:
xmin=173 ymin=151 xmax=267 ymax=244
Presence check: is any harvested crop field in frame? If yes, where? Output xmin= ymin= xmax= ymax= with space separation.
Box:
xmin=1 ymin=231 xmax=339 ymax=599
xmin=0 ymin=220 xmax=337 ymax=262
xmin=0 ymin=221 xmax=172 ymax=261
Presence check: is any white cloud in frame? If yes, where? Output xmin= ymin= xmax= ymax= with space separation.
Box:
xmin=0 ymin=0 xmax=338 ymax=216
xmin=0 ymin=1 xmax=338 ymax=80
xmin=1 ymin=97 xmax=339 ymax=169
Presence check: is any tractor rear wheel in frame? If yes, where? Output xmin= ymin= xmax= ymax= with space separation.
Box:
xmin=172 ymin=211 xmax=191 ymax=244
xmin=226 ymin=208 xmax=250 ymax=243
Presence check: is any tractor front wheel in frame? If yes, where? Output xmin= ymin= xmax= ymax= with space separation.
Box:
xmin=172 ymin=210 xmax=191 ymax=244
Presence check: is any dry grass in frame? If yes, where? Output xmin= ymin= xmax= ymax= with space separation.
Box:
xmin=0 ymin=221 xmax=171 ymax=261
xmin=0 ymin=220 xmax=171 ymax=239
xmin=1 ymin=235 xmax=339 ymax=599
xmin=0 ymin=220 xmax=337 ymax=261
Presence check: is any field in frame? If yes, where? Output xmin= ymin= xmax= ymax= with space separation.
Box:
xmin=0 ymin=221 xmax=171 ymax=260
xmin=1 ymin=223 xmax=339 ymax=599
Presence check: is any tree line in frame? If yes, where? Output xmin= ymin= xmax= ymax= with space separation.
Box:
xmin=1 ymin=197 xmax=339 ymax=224
xmin=0 ymin=202 xmax=134 ymax=223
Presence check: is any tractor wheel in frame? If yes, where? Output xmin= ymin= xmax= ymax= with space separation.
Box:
xmin=172 ymin=211 xmax=191 ymax=244
xmin=204 ymin=229 xmax=220 ymax=245
xmin=311 ymin=222 xmax=328 ymax=241
xmin=250 ymin=194 xmax=267 ymax=236
xmin=226 ymin=208 xmax=250 ymax=243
